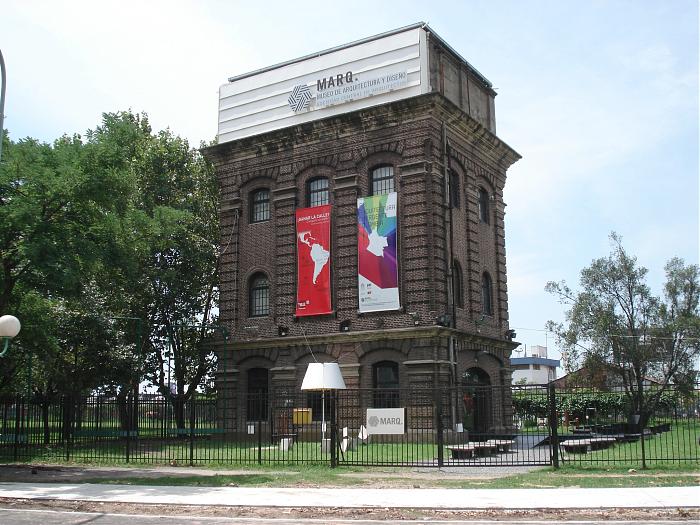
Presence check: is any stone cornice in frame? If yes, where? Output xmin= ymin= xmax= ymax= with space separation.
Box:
xmin=213 ymin=325 xmax=516 ymax=351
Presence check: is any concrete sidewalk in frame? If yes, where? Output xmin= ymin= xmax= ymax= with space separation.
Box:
xmin=0 ymin=482 xmax=698 ymax=510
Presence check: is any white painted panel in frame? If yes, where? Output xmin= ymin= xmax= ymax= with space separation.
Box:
xmin=218 ymin=27 xmax=428 ymax=143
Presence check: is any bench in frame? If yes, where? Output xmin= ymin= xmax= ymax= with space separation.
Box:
xmin=485 ymin=439 xmax=516 ymax=452
xmin=446 ymin=442 xmax=498 ymax=459
xmin=561 ymin=437 xmax=616 ymax=454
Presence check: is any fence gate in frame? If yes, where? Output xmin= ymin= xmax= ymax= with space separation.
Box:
xmin=335 ymin=385 xmax=554 ymax=467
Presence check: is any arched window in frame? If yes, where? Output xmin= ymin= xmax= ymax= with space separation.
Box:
xmin=307 ymin=177 xmax=329 ymax=207
xmin=373 ymin=361 xmax=400 ymax=408
xmin=453 ymin=260 xmax=464 ymax=308
xmin=249 ymin=273 xmax=270 ymax=317
xmin=481 ymin=272 xmax=493 ymax=316
xmin=246 ymin=368 xmax=269 ymax=421
xmin=250 ymin=189 xmax=270 ymax=223
xmin=450 ymin=170 xmax=461 ymax=208
xmin=370 ymin=166 xmax=394 ymax=195
xmin=478 ymin=187 xmax=490 ymax=224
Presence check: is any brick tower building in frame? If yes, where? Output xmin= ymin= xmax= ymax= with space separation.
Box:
xmin=204 ymin=23 xmax=520 ymax=434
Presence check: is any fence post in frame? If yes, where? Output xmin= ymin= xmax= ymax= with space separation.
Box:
xmin=640 ymin=412 xmax=647 ymax=470
xmin=189 ymin=392 xmax=196 ymax=466
xmin=13 ymin=395 xmax=21 ymax=462
xmin=257 ymin=418 xmax=262 ymax=465
xmin=547 ymin=383 xmax=559 ymax=469
xmin=330 ymin=390 xmax=337 ymax=468
xmin=436 ymin=392 xmax=444 ymax=469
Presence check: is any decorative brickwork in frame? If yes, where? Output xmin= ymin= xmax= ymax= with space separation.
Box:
xmin=205 ymin=91 xmax=520 ymax=432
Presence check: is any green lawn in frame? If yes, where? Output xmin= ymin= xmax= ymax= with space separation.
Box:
xmin=78 ymin=465 xmax=699 ymax=489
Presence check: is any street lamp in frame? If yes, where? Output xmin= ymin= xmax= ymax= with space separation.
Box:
xmin=301 ymin=362 xmax=346 ymax=451
xmin=0 ymin=314 xmax=21 ymax=357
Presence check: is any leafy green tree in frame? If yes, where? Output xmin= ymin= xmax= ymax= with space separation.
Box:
xmin=86 ymin=112 xmax=221 ymax=429
xmin=0 ymin=131 xmax=132 ymax=397
xmin=546 ymin=233 xmax=700 ymax=426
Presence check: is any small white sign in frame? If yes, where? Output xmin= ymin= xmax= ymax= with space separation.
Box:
xmin=366 ymin=408 xmax=405 ymax=435
xmin=247 ymin=424 xmax=255 ymax=435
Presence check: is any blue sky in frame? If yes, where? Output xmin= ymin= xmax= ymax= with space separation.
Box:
xmin=2 ymin=1 xmax=698 ymax=367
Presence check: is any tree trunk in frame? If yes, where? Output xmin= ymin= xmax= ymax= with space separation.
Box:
xmin=116 ymin=391 xmax=130 ymax=432
xmin=173 ymin=396 xmax=186 ymax=432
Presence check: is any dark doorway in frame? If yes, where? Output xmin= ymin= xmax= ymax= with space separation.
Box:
xmin=462 ymin=367 xmax=491 ymax=433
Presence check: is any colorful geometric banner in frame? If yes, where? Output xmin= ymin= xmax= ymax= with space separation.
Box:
xmin=357 ymin=192 xmax=399 ymax=313
xmin=296 ymin=205 xmax=332 ymax=317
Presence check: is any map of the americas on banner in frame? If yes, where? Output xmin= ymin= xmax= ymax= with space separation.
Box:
xmin=296 ymin=205 xmax=332 ymax=316
xmin=357 ymin=192 xmax=399 ymax=312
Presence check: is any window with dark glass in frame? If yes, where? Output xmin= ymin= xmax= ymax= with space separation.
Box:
xmin=478 ymin=188 xmax=490 ymax=224
xmin=246 ymin=368 xmax=268 ymax=421
xmin=306 ymin=392 xmax=332 ymax=422
xmin=307 ymin=177 xmax=329 ymax=207
xmin=453 ymin=260 xmax=464 ymax=308
xmin=249 ymin=273 xmax=269 ymax=317
xmin=481 ymin=272 xmax=493 ymax=316
xmin=250 ymin=189 xmax=270 ymax=223
xmin=450 ymin=171 xmax=461 ymax=208
xmin=373 ymin=361 xmax=400 ymax=408
xmin=370 ymin=166 xmax=394 ymax=195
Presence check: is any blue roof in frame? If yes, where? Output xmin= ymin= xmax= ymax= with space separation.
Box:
xmin=511 ymin=356 xmax=560 ymax=367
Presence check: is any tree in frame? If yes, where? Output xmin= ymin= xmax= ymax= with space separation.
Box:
xmin=0 ymin=131 xmax=133 ymax=396
xmin=86 ymin=112 xmax=222 ymax=429
xmin=546 ymin=233 xmax=700 ymax=427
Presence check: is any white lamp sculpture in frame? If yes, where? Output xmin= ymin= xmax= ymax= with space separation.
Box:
xmin=301 ymin=362 xmax=346 ymax=448
xmin=0 ymin=315 xmax=21 ymax=358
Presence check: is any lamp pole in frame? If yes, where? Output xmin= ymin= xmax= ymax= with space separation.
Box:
xmin=0 ymin=315 xmax=21 ymax=358
xmin=0 ymin=49 xmax=6 ymax=162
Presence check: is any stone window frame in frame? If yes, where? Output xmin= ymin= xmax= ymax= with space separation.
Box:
xmin=370 ymin=165 xmax=395 ymax=196
xmin=481 ymin=271 xmax=493 ymax=317
xmin=450 ymin=169 xmax=461 ymax=209
xmin=453 ymin=260 xmax=464 ymax=308
xmin=477 ymin=187 xmax=490 ymax=224
xmin=248 ymin=272 xmax=270 ymax=317
xmin=372 ymin=360 xmax=400 ymax=408
xmin=246 ymin=367 xmax=269 ymax=421
xmin=250 ymin=188 xmax=271 ymax=223
xmin=306 ymin=176 xmax=330 ymax=207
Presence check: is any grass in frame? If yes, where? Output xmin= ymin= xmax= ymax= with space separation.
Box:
xmin=78 ymin=465 xmax=699 ymax=489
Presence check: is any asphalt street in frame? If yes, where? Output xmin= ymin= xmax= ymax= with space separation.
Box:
xmin=0 ymin=509 xmax=696 ymax=525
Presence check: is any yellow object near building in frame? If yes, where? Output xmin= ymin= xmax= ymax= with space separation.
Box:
xmin=293 ymin=408 xmax=312 ymax=425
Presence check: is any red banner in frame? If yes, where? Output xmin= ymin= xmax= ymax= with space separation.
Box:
xmin=296 ymin=205 xmax=332 ymax=316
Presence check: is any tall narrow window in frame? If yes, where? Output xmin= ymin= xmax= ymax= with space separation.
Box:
xmin=246 ymin=368 xmax=269 ymax=421
xmin=450 ymin=171 xmax=461 ymax=208
xmin=453 ymin=260 xmax=464 ymax=308
xmin=250 ymin=189 xmax=270 ymax=223
xmin=478 ymin=188 xmax=490 ymax=224
xmin=370 ymin=166 xmax=394 ymax=195
xmin=481 ymin=272 xmax=493 ymax=316
xmin=306 ymin=392 xmax=331 ymax=422
xmin=307 ymin=177 xmax=329 ymax=207
xmin=373 ymin=361 xmax=400 ymax=408
xmin=249 ymin=273 xmax=270 ymax=317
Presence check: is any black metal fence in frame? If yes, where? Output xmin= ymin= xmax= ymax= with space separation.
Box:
xmin=1 ymin=384 xmax=698 ymax=468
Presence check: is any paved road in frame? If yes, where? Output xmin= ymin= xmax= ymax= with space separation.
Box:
xmin=0 ymin=509 xmax=695 ymax=525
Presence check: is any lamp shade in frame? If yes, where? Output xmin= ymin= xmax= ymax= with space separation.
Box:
xmin=0 ymin=315 xmax=20 ymax=338
xmin=301 ymin=362 xmax=347 ymax=390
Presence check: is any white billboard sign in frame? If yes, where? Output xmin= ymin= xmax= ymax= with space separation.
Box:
xmin=366 ymin=408 xmax=406 ymax=435
xmin=218 ymin=27 xmax=429 ymax=143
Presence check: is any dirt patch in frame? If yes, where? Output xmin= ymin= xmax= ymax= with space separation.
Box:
xmin=1 ymin=498 xmax=698 ymax=521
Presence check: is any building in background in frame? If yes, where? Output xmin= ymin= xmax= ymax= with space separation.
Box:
xmin=511 ymin=345 xmax=560 ymax=384
xmin=204 ymin=23 xmax=520 ymax=434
